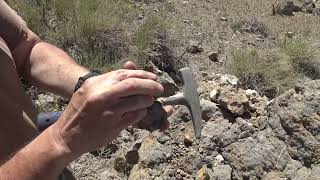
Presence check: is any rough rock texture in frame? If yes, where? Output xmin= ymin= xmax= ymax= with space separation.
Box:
xmin=144 ymin=61 xmax=179 ymax=97
xmin=268 ymin=81 xmax=320 ymax=167
xmin=69 ymin=76 xmax=320 ymax=180
xmin=272 ymin=0 xmax=301 ymax=16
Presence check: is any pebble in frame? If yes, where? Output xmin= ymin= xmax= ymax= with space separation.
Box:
xmin=208 ymin=51 xmax=219 ymax=62
xmin=209 ymin=89 xmax=219 ymax=101
xmin=220 ymin=16 xmax=228 ymax=21
xmin=184 ymin=134 xmax=193 ymax=147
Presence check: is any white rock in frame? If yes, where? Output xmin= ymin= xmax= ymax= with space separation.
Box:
xmin=213 ymin=155 xmax=224 ymax=166
xmin=209 ymin=89 xmax=219 ymax=101
xmin=220 ymin=75 xmax=238 ymax=86
xmin=245 ymin=89 xmax=258 ymax=97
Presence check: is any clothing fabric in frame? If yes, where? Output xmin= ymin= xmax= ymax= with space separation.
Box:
xmin=0 ymin=2 xmax=77 ymax=179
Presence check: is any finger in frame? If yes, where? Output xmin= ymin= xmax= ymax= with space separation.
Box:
xmin=164 ymin=106 xmax=174 ymax=117
xmin=114 ymin=95 xmax=154 ymax=114
xmin=115 ymin=69 xmax=157 ymax=81
xmin=123 ymin=61 xmax=137 ymax=70
xmin=110 ymin=78 xmax=164 ymax=98
xmin=118 ymin=109 xmax=147 ymax=129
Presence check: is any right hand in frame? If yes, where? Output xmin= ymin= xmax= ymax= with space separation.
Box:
xmin=49 ymin=69 xmax=164 ymax=161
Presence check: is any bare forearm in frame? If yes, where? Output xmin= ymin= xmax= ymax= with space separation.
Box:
xmin=0 ymin=126 xmax=71 ymax=180
xmin=25 ymin=42 xmax=90 ymax=98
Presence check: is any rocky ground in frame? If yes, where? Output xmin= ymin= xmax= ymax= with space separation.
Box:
xmin=22 ymin=0 xmax=320 ymax=179
xmin=68 ymin=67 xmax=320 ymax=180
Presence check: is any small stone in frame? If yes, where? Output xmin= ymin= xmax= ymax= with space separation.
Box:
xmin=157 ymin=134 xmax=171 ymax=144
xmin=197 ymin=165 xmax=210 ymax=180
xmin=184 ymin=134 xmax=193 ymax=147
xmin=209 ymin=89 xmax=219 ymax=101
xmin=220 ymin=16 xmax=228 ymax=21
xmin=201 ymin=99 xmax=221 ymax=121
xmin=208 ymin=51 xmax=219 ymax=62
xmin=202 ymin=71 xmax=209 ymax=77
xmin=213 ymin=155 xmax=224 ymax=167
xmin=114 ymin=156 xmax=127 ymax=172
xmin=125 ymin=150 xmax=139 ymax=165
xmin=187 ymin=40 xmax=203 ymax=54
xmin=165 ymin=153 xmax=172 ymax=160
xmin=183 ymin=19 xmax=190 ymax=24
xmin=220 ymin=75 xmax=238 ymax=86
xmin=138 ymin=13 xmax=144 ymax=20
xmin=182 ymin=1 xmax=188 ymax=5
xmin=312 ymin=7 xmax=320 ymax=16
xmin=285 ymin=31 xmax=294 ymax=38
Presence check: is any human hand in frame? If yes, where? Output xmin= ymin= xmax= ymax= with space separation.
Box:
xmin=50 ymin=68 xmax=164 ymax=160
xmin=123 ymin=61 xmax=174 ymax=131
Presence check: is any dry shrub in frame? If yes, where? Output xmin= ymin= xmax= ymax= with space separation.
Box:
xmin=228 ymin=37 xmax=314 ymax=96
xmin=231 ymin=18 xmax=270 ymax=37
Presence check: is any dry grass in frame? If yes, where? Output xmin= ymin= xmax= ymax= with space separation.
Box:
xmin=228 ymin=37 xmax=315 ymax=93
xmin=7 ymin=0 xmax=139 ymax=71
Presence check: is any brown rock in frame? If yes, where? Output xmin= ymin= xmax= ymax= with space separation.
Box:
xmin=184 ymin=134 xmax=193 ymax=147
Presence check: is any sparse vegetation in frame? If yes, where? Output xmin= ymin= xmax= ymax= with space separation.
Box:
xmin=7 ymin=0 xmax=138 ymax=71
xmin=231 ymin=19 xmax=270 ymax=37
xmin=133 ymin=16 xmax=167 ymax=51
xmin=228 ymin=37 xmax=315 ymax=94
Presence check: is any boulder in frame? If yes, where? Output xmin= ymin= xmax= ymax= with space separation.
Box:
xmin=268 ymin=80 xmax=320 ymax=166
xmin=272 ymin=0 xmax=301 ymax=16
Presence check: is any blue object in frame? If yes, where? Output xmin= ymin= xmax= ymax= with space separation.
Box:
xmin=37 ymin=111 xmax=62 ymax=131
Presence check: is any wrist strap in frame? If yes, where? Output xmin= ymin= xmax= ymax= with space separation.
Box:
xmin=74 ymin=70 xmax=101 ymax=93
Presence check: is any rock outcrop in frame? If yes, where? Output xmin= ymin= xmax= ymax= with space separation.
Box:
xmin=70 ymin=73 xmax=320 ymax=179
